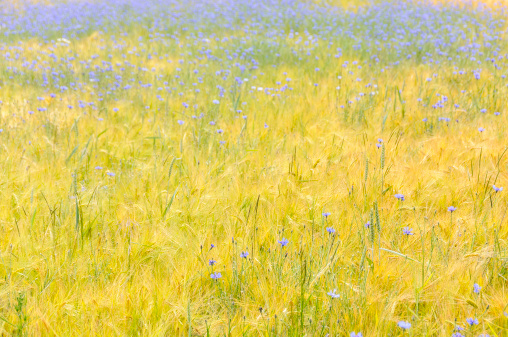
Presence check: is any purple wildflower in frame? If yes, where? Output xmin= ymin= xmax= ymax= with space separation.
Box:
xmin=327 ymin=289 xmax=340 ymax=298
xmin=394 ymin=194 xmax=405 ymax=201
xmin=210 ymin=272 xmax=222 ymax=280
xmin=402 ymin=227 xmax=414 ymax=235
xmin=278 ymin=238 xmax=289 ymax=247
xmin=466 ymin=317 xmax=478 ymax=325
xmin=397 ymin=321 xmax=411 ymax=330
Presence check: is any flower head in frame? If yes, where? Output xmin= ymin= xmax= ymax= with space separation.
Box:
xmin=278 ymin=238 xmax=289 ymax=247
xmin=397 ymin=321 xmax=411 ymax=330
xmin=448 ymin=206 xmax=457 ymax=212
xmin=210 ymin=272 xmax=222 ymax=280
xmin=327 ymin=289 xmax=340 ymax=298
xmin=402 ymin=227 xmax=414 ymax=235
xmin=493 ymin=185 xmax=503 ymax=192
xmin=350 ymin=332 xmax=363 ymax=337
xmin=326 ymin=227 xmax=335 ymax=234
xmin=473 ymin=283 xmax=481 ymax=294
xmin=240 ymin=251 xmax=249 ymax=258
xmin=394 ymin=194 xmax=405 ymax=201
xmin=322 ymin=212 xmax=331 ymax=218
xmin=466 ymin=317 xmax=479 ymax=326
xmin=209 ymin=259 xmax=216 ymax=266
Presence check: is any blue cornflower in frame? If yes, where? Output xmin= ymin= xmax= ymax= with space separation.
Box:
xmin=402 ymin=227 xmax=414 ymax=235
xmin=478 ymin=127 xmax=485 ymax=132
xmin=177 ymin=120 xmax=184 ymax=125
xmin=466 ymin=317 xmax=479 ymax=326
xmin=364 ymin=221 xmax=370 ymax=228
xmin=350 ymin=332 xmax=363 ymax=337
xmin=107 ymin=172 xmax=115 ymax=177
xmin=397 ymin=321 xmax=411 ymax=330
xmin=322 ymin=212 xmax=331 ymax=218
xmin=493 ymin=185 xmax=503 ymax=192
xmin=210 ymin=272 xmax=222 ymax=280
xmin=448 ymin=206 xmax=457 ymax=212
xmin=326 ymin=227 xmax=335 ymax=234
xmin=210 ymin=244 xmax=215 ymax=249
xmin=451 ymin=333 xmax=465 ymax=337
xmin=278 ymin=238 xmax=289 ymax=247
xmin=473 ymin=283 xmax=481 ymax=294
xmin=240 ymin=251 xmax=249 ymax=258
xmin=95 ymin=166 xmax=103 ymax=170
xmin=209 ymin=259 xmax=216 ymax=266
xmin=394 ymin=194 xmax=405 ymax=201
xmin=327 ymin=289 xmax=340 ymax=298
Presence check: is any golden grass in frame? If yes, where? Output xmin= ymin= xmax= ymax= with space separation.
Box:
xmin=0 ymin=0 xmax=507 ymax=336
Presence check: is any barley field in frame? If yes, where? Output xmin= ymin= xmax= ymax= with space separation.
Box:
xmin=0 ymin=0 xmax=507 ymax=336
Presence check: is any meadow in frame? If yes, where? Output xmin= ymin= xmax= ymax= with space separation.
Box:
xmin=0 ymin=0 xmax=507 ymax=335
